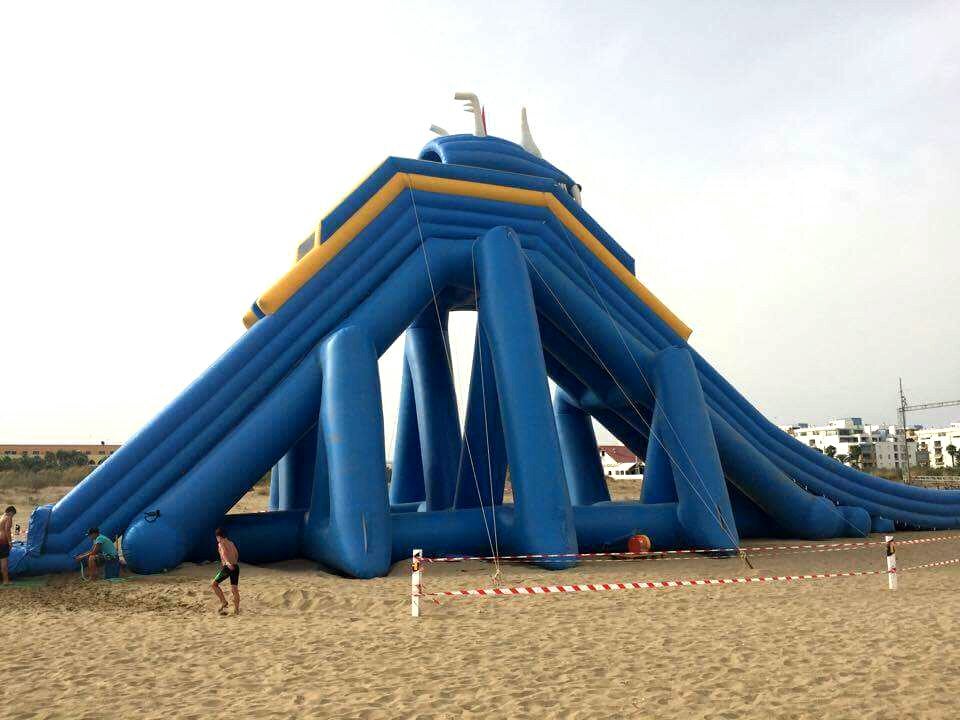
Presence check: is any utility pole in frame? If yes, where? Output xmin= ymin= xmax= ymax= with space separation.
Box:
xmin=895 ymin=379 xmax=960 ymax=484
xmin=898 ymin=378 xmax=910 ymax=485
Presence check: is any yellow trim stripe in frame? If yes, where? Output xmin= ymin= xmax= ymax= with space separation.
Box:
xmin=257 ymin=174 xmax=407 ymax=316
xmin=249 ymin=173 xmax=692 ymax=340
xmin=542 ymin=195 xmax=692 ymax=339
xmin=406 ymin=174 xmax=547 ymax=207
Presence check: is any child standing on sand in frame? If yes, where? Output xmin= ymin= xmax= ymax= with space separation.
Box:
xmin=1 ymin=506 xmax=15 ymax=584
xmin=211 ymin=527 xmax=240 ymax=616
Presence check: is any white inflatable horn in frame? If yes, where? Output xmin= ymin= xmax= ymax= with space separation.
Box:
xmin=454 ymin=92 xmax=486 ymax=136
xmin=520 ymin=107 xmax=542 ymax=158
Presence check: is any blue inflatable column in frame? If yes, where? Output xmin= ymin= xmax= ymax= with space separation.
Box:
xmin=302 ymin=326 xmax=391 ymax=578
xmin=476 ymin=226 xmax=578 ymax=561
xmin=390 ymin=357 xmax=426 ymax=505
xmin=405 ymin=308 xmax=461 ymax=511
xmin=268 ymin=465 xmax=280 ymax=511
xmin=553 ymin=387 xmax=610 ymax=505
xmin=276 ymin=424 xmax=317 ymax=511
xmin=276 ymin=453 xmax=296 ymax=510
xmin=455 ymin=325 xmax=507 ymax=509
xmin=640 ymin=407 xmax=677 ymax=504
xmin=650 ymin=346 xmax=738 ymax=550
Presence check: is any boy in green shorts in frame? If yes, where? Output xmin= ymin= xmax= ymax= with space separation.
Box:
xmin=211 ymin=527 xmax=240 ymax=615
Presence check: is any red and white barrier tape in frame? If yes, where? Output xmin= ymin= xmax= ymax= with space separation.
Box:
xmin=424 ymin=568 xmax=889 ymax=599
xmin=422 ymin=556 xmax=960 ymax=600
xmin=900 ymin=557 xmax=960 ymax=572
xmin=412 ymin=536 xmax=960 ymax=615
xmin=896 ymin=534 xmax=960 ymax=547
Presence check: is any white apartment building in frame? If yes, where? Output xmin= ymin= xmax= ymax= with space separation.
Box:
xmin=789 ymin=418 xmax=869 ymax=457
xmin=781 ymin=417 xmax=917 ymax=470
xmin=915 ymin=423 xmax=960 ymax=468
xmin=598 ymin=445 xmax=643 ymax=480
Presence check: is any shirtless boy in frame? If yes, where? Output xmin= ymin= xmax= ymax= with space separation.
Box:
xmin=211 ymin=527 xmax=240 ymax=615
xmin=0 ymin=507 xmax=15 ymax=584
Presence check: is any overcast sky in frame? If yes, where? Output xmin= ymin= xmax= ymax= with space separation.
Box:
xmin=1 ymin=1 xmax=957 ymax=449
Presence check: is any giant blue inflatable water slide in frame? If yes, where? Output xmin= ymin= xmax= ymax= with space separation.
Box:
xmin=12 ymin=115 xmax=960 ymax=579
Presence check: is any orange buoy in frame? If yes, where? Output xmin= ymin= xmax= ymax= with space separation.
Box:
xmin=627 ymin=534 xmax=652 ymax=554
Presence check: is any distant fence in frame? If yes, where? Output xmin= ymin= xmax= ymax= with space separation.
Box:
xmin=911 ymin=476 xmax=960 ymax=489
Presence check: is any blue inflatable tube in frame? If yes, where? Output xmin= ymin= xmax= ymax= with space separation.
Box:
xmin=573 ymin=502 xmax=684 ymax=551
xmin=553 ymin=387 xmax=610 ymax=506
xmin=389 ymin=502 xmax=685 ymax=561
xmin=276 ymin=425 xmax=317 ymax=511
xmin=650 ymin=347 xmax=738 ymax=549
xmin=391 ymin=505 xmax=514 ymax=561
xmin=541 ymin=350 xmax=649 ymax=457
xmin=389 ymin=356 xmax=426 ymax=505
xmin=710 ymin=413 xmax=849 ymax=538
xmin=641 ymin=408 xmax=677 ymax=505
xmin=303 ymin=326 xmax=392 ymax=578
xmin=404 ymin=308 xmax=460 ymax=511
xmin=455 ymin=324 xmax=507 ymax=508
xmin=697 ymin=367 xmax=960 ymax=521
xmin=268 ymin=466 xmax=280 ymax=512
xmin=188 ymin=511 xmax=304 ymax=565
xmin=476 ymin=227 xmax=578 ymax=562
xmin=123 ymin=346 xmax=325 ymax=573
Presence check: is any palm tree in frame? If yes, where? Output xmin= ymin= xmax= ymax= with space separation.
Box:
xmin=824 ymin=445 xmax=837 ymax=459
xmin=948 ymin=444 xmax=958 ymax=468
xmin=836 ymin=454 xmax=850 ymax=465
xmin=848 ymin=445 xmax=862 ymax=469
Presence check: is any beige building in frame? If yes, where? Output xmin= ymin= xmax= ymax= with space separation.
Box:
xmin=0 ymin=442 xmax=120 ymax=465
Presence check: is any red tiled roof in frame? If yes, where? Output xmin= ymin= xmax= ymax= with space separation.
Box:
xmin=598 ymin=445 xmax=639 ymax=464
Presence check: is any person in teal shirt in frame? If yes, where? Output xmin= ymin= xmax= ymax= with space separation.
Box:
xmin=74 ymin=527 xmax=118 ymax=580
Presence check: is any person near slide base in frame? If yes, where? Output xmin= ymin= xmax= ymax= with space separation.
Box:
xmin=74 ymin=527 xmax=118 ymax=581
xmin=211 ymin=527 xmax=240 ymax=615
xmin=1 ymin=506 xmax=16 ymax=585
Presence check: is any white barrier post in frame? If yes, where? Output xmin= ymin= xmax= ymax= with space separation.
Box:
xmin=886 ymin=535 xmax=897 ymax=591
xmin=411 ymin=549 xmax=423 ymax=617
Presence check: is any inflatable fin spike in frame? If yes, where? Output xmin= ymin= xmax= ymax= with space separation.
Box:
xmin=520 ymin=107 xmax=542 ymax=158
xmin=454 ymin=92 xmax=486 ymax=137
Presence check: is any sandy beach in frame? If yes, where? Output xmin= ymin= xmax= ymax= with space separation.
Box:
xmin=3 ymin=483 xmax=960 ymax=719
